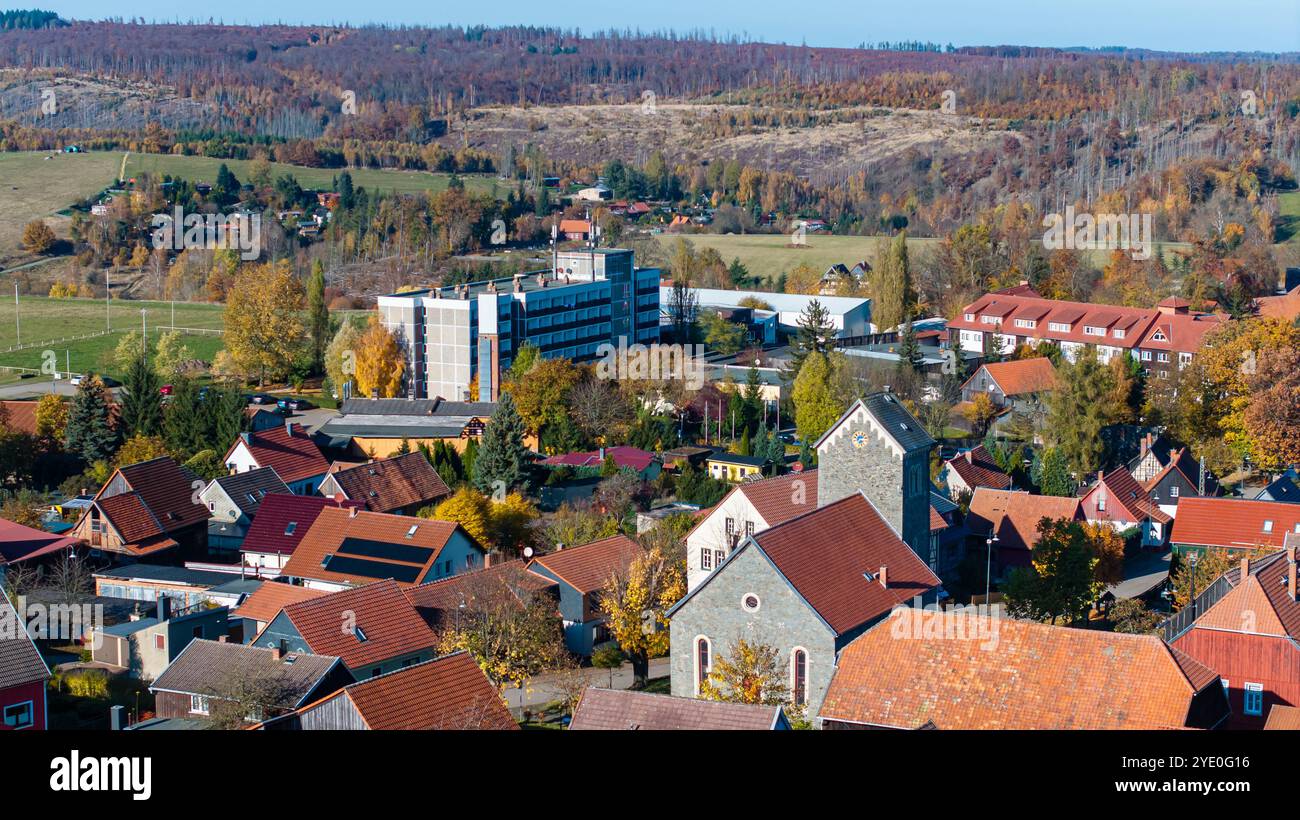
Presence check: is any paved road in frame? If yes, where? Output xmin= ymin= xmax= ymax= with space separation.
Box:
xmin=501 ymin=656 xmax=671 ymax=711
xmin=0 ymin=375 xmax=77 ymax=400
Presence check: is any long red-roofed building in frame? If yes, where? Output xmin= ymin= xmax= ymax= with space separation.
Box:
xmin=948 ymin=292 xmax=1226 ymax=379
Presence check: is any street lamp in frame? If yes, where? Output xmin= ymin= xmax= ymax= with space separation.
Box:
xmin=1188 ymin=551 xmax=1200 ymax=619
xmin=985 ymin=534 xmax=999 ymax=606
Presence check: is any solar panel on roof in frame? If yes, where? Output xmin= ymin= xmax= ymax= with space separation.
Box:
xmin=322 ymin=555 xmax=422 ymax=583
xmin=337 ymin=537 xmax=434 ymax=565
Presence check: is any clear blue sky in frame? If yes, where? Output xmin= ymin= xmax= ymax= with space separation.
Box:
xmin=40 ymin=0 xmax=1300 ymax=53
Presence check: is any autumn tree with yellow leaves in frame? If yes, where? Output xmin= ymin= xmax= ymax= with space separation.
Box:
xmin=223 ymin=261 xmax=306 ymax=385
xmin=597 ymin=530 xmax=685 ymax=687
xmin=353 ymin=314 xmax=405 ymax=399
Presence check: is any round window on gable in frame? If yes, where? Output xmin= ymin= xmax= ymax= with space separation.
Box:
xmin=742 ymin=594 xmax=761 ymax=613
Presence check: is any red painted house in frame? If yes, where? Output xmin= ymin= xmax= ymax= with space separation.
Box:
xmin=0 ymin=596 xmax=50 ymax=730
xmin=1168 ymin=546 xmax=1300 ymax=729
xmin=1079 ymin=466 xmax=1171 ymax=547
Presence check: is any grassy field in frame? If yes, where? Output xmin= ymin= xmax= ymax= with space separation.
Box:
xmin=1278 ymin=190 xmax=1300 ymax=243
xmin=121 ymin=152 xmax=500 ymax=197
xmin=0 ymin=296 xmax=225 ymax=381
xmin=674 ymin=232 xmax=1194 ymax=285
xmin=0 ymin=151 xmax=124 ymax=267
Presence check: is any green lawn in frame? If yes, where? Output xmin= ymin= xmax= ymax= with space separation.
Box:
xmin=1277 ymin=190 xmax=1300 ymax=243
xmin=0 ymin=296 xmax=225 ymax=380
xmin=121 ymin=152 xmax=501 ymax=197
xmin=0 ymin=151 xmax=124 ymax=267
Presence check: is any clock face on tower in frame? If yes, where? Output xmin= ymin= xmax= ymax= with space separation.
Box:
xmin=852 ymin=430 xmax=868 ymax=449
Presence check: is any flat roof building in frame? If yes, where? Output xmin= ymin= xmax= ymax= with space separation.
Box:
xmin=379 ymin=248 xmax=660 ymax=402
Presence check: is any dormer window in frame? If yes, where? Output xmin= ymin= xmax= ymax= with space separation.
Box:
xmin=964 ymin=313 xmax=975 ymax=322
xmin=1112 ymin=329 xmax=1124 ymax=339
xmin=1084 ymin=326 xmax=1104 ymax=336
xmin=1151 ymin=330 xmax=1168 ymax=342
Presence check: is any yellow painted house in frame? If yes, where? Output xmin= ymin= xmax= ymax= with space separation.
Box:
xmin=706 ymin=453 xmax=768 ymax=483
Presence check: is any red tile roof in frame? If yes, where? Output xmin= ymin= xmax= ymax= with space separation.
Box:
xmin=966 ymin=489 xmax=1084 ymax=561
xmin=1179 ymin=550 xmax=1300 ymax=641
xmin=737 ymin=470 xmax=818 ymax=526
xmin=0 ymin=400 xmax=38 ymax=435
xmin=1172 ymin=498 xmax=1300 ymax=551
xmin=0 ymin=517 xmax=78 ymax=565
xmin=225 ymin=423 xmax=329 ymax=484
xmin=322 ymin=452 xmax=451 ymax=512
xmin=540 ymin=446 xmax=657 ymax=473
xmin=310 ymin=652 xmax=518 ymax=730
xmin=738 ymin=493 xmax=940 ymax=635
xmin=1264 ymin=704 xmax=1300 ymax=730
xmin=527 ymin=534 xmax=643 ymax=595
xmin=945 ymin=445 xmax=1012 ymax=491
xmin=949 ymin=292 xmax=1227 ymax=355
xmin=277 ymin=579 xmax=437 ymax=670
xmin=967 ymin=357 xmax=1058 ymax=396
xmin=404 ymin=560 xmax=556 ymax=626
xmin=281 ymin=507 xmax=473 ymax=589
xmin=240 ymin=493 xmax=362 ymax=557
xmin=86 ymin=457 xmax=208 ymax=554
xmin=820 ymin=611 xmax=1226 ymax=729
xmin=1257 ymin=285 xmax=1300 ymax=323
xmin=232 ymin=581 xmax=328 ymax=624
xmin=1085 ymin=467 xmax=1172 ymax=525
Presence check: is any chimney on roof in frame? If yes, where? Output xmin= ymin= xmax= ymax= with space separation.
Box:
xmin=156 ymin=596 xmax=171 ymax=621
xmin=1140 ymin=433 xmax=1151 ymax=457
xmin=514 ymin=274 xmax=523 ymax=293
xmin=218 ymin=635 xmax=228 ymax=643
xmin=270 ymin=645 xmax=283 ymax=661
xmin=349 ymin=506 xmax=359 ymax=519
xmin=241 ymin=431 xmax=252 ymax=446
xmin=285 ymin=420 xmax=293 ymax=436
xmin=1241 ymin=556 xmax=1250 ymax=579
xmin=878 ymin=565 xmax=888 ymax=589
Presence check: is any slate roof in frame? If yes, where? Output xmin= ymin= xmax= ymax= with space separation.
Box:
xmin=307 ymin=652 xmax=518 ymax=730
xmin=570 ymin=688 xmax=786 ymax=730
xmin=945 ymin=445 xmax=1013 ymax=491
xmin=1143 ymin=447 xmax=1219 ymax=499
xmin=276 ymin=579 xmax=437 ymax=670
xmin=0 ymin=596 xmax=50 ymax=689
xmin=240 ymin=494 xmax=362 ymax=557
xmin=1171 ymin=498 xmax=1300 ymax=550
xmin=209 ymin=466 xmax=290 ymax=518
xmin=233 ymin=582 xmax=328 ymax=624
xmin=820 ymin=611 xmax=1225 ymax=730
xmin=151 ymin=639 xmax=345 ymax=706
xmin=94 ymin=563 xmax=233 ymax=588
xmin=526 ymin=535 xmax=643 ymax=595
xmin=1256 ymin=474 xmax=1300 ymax=504
xmin=280 ymin=507 xmax=472 ymax=589
xmin=323 ymin=452 xmax=451 ymax=512
xmin=815 ymin=392 xmax=934 ymax=453
xmin=225 ymin=424 xmax=328 ymax=484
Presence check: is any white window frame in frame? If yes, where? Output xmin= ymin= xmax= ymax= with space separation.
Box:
xmin=189 ymin=694 xmax=210 ymax=715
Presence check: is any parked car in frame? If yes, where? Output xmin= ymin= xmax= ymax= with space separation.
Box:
xmin=159 ymin=384 xmax=173 ymax=396
xmin=280 ymin=397 xmax=315 ymax=411
xmin=249 ymin=393 xmax=276 ymax=405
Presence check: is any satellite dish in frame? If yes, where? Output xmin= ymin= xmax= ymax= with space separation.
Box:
xmin=523 ymin=546 xmax=535 ymax=559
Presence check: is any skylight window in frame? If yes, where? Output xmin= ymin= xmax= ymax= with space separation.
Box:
xmin=354 ymin=626 xmax=368 ymax=642
xmin=406 ymin=524 xmax=419 ymax=538
xmin=285 ymin=522 xmax=298 ymax=535
xmin=1263 ymin=520 xmax=1274 ymax=534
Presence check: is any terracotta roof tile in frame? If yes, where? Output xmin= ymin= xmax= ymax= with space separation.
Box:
xmin=323 ymin=452 xmax=451 ymax=512
xmin=281 ymin=507 xmax=471 ymax=589
xmin=1172 ymin=498 xmax=1300 ymax=551
xmin=1185 ymin=550 xmax=1300 ymax=640
xmin=966 ymin=489 xmax=1083 ymax=562
xmin=404 ymin=560 xmax=556 ymax=627
xmin=945 ymin=446 xmax=1012 ymax=491
xmin=967 ymin=357 xmax=1058 ymax=396
xmin=1089 ymin=467 xmax=1172 ymax=525
xmin=540 ymin=446 xmax=657 ymax=472
xmin=225 ymin=424 xmax=328 ymax=484
xmin=820 ymin=611 xmax=1226 ymax=729
xmin=279 ymin=579 xmax=437 ymax=670
xmin=233 ymin=581 xmax=328 ymax=624
xmin=1265 ymin=704 xmax=1300 ymax=730
xmin=737 ymin=470 xmax=818 ymax=525
xmin=527 ymin=534 xmax=643 ymax=595
xmin=320 ymin=652 xmax=518 ymax=730
xmin=570 ymin=688 xmax=785 ymax=730
xmin=747 ymin=493 xmax=941 ymax=635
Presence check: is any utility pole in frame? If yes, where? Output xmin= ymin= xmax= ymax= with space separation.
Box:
xmin=105 ymin=270 xmax=111 ymax=331
xmin=13 ymin=283 xmax=19 ymax=348
xmin=141 ymin=308 xmax=147 ymax=350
